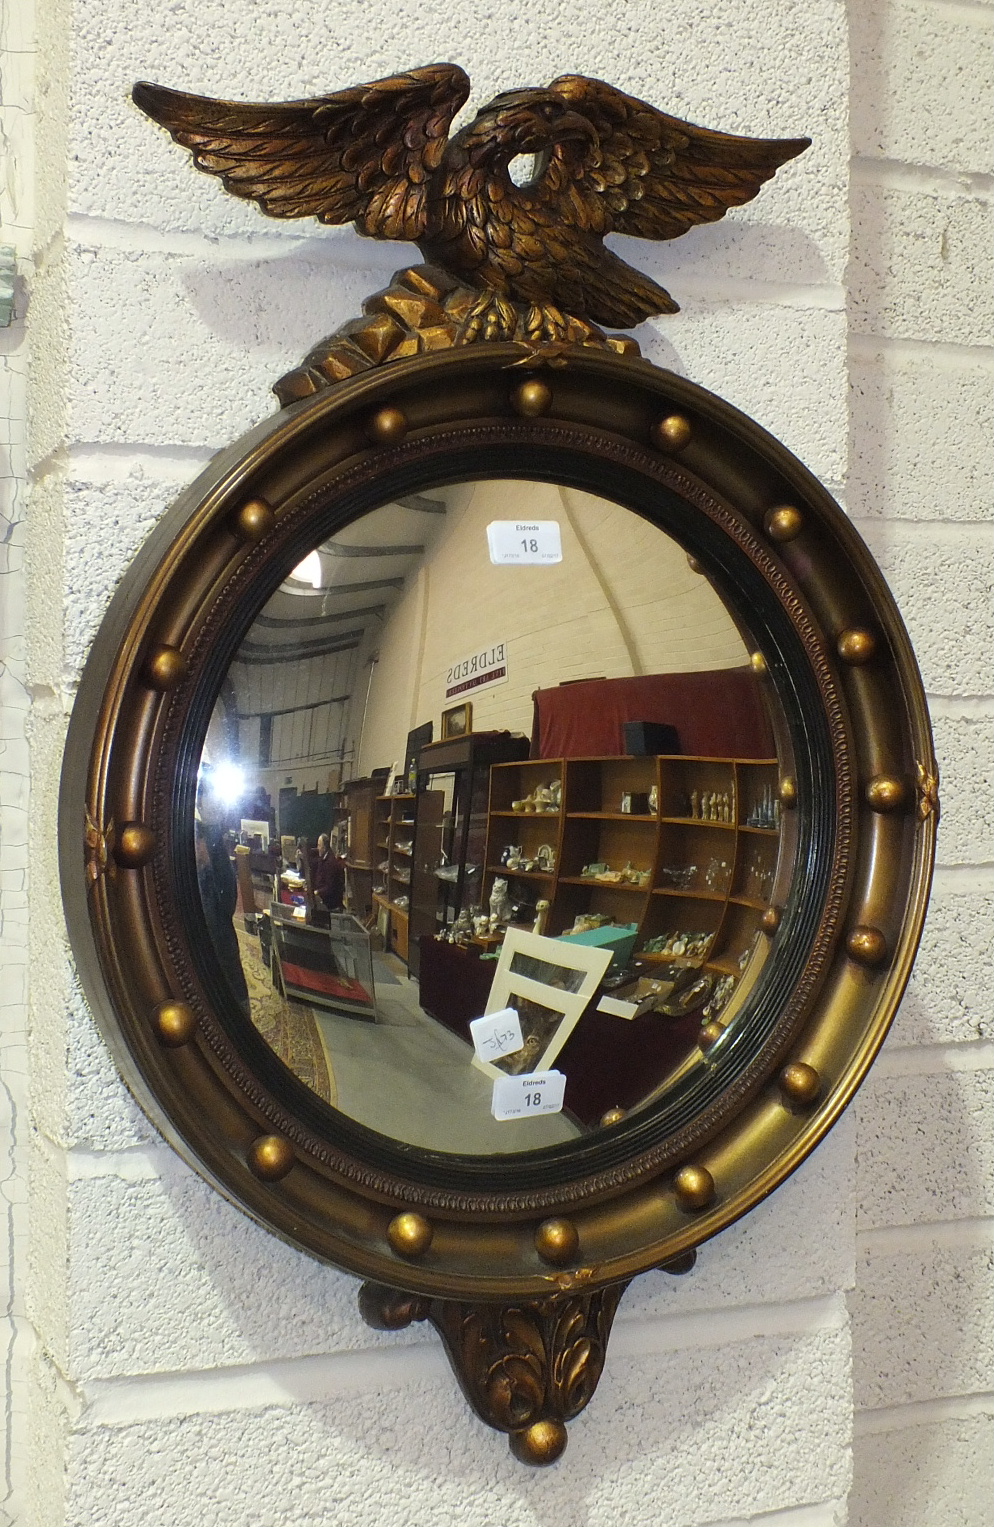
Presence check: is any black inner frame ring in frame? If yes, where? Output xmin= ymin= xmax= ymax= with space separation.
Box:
xmin=171 ymin=437 xmax=835 ymax=1196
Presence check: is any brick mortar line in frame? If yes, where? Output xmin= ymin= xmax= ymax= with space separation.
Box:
xmin=61 ymin=215 xmax=848 ymax=309
xmin=851 ymin=156 xmax=994 ymax=200
xmin=849 ymin=518 xmax=994 ymax=543
xmin=695 ymin=1503 xmax=846 ymax=1527
xmin=853 ymin=1391 xmax=994 ymax=1438
xmin=847 ymin=333 xmax=994 ymax=364
xmin=926 ymin=695 xmax=994 ymax=719
xmin=930 ymin=864 xmax=994 ymax=890
xmin=856 ymin=1217 xmax=994 ymax=1254
xmin=907 ymin=0 xmax=994 ymax=23
xmin=72 ymin=1293 xmax=849 ymax=1427
xmin=873 ymin=1038 xmax=994 ymax=1077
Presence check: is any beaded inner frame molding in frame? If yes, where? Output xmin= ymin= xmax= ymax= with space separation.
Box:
xmin=61 ymin=338 xmax=936 ymax=1464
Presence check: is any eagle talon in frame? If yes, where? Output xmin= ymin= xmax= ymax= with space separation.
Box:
xmin=459 ymin=293 xmax=520 ymax=344
xmin=525 ymin=304 xmax=569 ymax=343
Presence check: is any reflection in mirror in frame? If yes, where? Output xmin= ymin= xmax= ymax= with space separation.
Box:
xmin=196 ymin=481 xmax=790 ymax=1155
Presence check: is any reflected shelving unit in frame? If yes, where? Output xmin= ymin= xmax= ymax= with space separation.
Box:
xmin=372 ymin=792 xmax=416 ymax=963
xmin=483 ymin=754 xmax=784 ymax=1003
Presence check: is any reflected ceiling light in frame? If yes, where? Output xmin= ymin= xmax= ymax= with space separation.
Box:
xmin=290 ymin=550 xmax=323 ymax=588
xmin=210 ymin=760 xmax=245 ymax=806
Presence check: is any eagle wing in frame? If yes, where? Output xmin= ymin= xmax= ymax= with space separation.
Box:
xmin=548 ymin=75 xmax=810 ymax=243
xmin=132 ymin=63 xmax=470 ymax=242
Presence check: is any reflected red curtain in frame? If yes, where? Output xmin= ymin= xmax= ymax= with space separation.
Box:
xmin=531 ymin=669 xmax=775 ymax=759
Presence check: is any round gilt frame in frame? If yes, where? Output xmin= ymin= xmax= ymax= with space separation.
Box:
xmin=61 ymin=344 xmax=936 ymax=1301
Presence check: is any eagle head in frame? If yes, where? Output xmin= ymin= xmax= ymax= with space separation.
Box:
xmin=454 ymin=88 xmax=597 ymax=173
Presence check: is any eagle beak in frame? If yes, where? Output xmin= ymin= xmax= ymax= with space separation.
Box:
xmin=555 ymin=109 xmax=598 ymax=148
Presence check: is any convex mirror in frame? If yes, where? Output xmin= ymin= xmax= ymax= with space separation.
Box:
xmin=62 ymin=61 xmax=936 ymax=1467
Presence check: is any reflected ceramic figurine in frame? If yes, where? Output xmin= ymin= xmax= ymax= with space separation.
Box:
xmin=533 ymin=899 xmax=550 ymax=935
xmin=489 ymin=877 xmax=512 ymax=923
xmin=451 ymin=907 xmax=474 ymax=944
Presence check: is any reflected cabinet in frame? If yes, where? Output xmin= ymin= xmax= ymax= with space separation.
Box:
xmin=408 ymin=733 xmax=529 ymax=976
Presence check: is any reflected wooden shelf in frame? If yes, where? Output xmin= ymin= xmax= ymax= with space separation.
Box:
xmin=489 ymin=809 xmax=561 ymax=819
xmin=707 ymin=956 xmax=745 ymax=976
xmin=485 ymin=865 xmax=554 ymax=881
xmin=660 ymin=817 xmax=736 ymax=829
xmin=568 ymin=811 xmax=655 ymax=822
xmin=638 ymin=951 xmax=704 ymax=967
xmin=559 ymin=876 xmax=648 ymax=893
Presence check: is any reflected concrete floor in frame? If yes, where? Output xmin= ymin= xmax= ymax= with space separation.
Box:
xmin=312 ymin=954 xmax=582 ymax=1154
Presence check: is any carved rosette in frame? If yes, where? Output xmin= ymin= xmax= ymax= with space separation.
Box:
xmin=85 ymin=809 xmax=115 ymax=885
xmin=916 ymin=758 xmax=940 ymax=822
xmin=273 ymin=263 xmax=640 ymax=406
xmin=359 ymin=1280 xmax=629 ymax=1464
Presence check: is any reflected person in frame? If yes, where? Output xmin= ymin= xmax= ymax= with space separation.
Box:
xmin=313 ymin=832 xmax=346 ymax=913
xmin=195 ymin=815 xmax=250 ymax=1017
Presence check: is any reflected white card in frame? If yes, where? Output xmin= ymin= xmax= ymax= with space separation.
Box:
xmin=491 ymin=1070 xmax=566 ymax=1121
xmin=469 ymin=1006 xmax=523 ymax=1063
xmin=487 ymin=520 xmax=563 ymax=565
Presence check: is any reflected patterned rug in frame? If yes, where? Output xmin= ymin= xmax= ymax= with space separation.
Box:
xmin=236 ymin=927 xmax=336 ymax=1106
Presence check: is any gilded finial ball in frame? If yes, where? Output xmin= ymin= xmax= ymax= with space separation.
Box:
xmin=145 ymin=644 xmax=187 ymax=692
xmin=658 ymin=1248 xmax=697 ymax=1275
xmin=387 ymin=1211 xmax=433 ymax=1259
xmin=837 ymin=628 xmax=878 ymax=666
xmin=750 ymin=651 xmax=768 ymax=677
xmin=152 ymin=1000 xmax=196 ymax=1048
xmin=367 ymin=406 xmax=408 ymax=443
xmin=247 ymin=1134 xmax=295 ymax=1181
xmin=764 ymin=505 xmax=803 ymax=542
xmin=865 ymin=775 xmax=908 ymax=813
xmin=510 ymin=1419 xmax=568 ymax=1466
xmin=652 ymin=413 xmax=692 ymax=452
xmin=673 ymin=1164 xmax=716 ymax=1211
xmin=760 ymin=906 xmax=781 ymax=935
xmin=113 ymin=822 xmax=156 ymax=868
xmin=233 ymin=498 xmax=275 ymax=542
xmin=686 ymin=554 xmax=703 ymax=574
xmin=534 ymin=1217 xmax=580 ymax=1265
xmin=779 ymin=776 xmax=797 ymax=809
xmin=779 ymin=1061 xmax=821 ymax=1106
xmin=600 ymin=1106 xmax=625 ymax=1128
xmin=511 ymin=379 xmax=552 ymax=417
xmin=847 ymin=926 xmax=888 ymax=968
xmin=698 ymin=1020 xmax=725 ymax=1050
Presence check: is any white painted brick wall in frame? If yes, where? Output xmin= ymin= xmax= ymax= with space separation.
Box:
xmin=8 ymin=0 xmax=989 ymax=1522
xmin=0 ymin=8 xmax=38 ymax=1523
xmin=63 ymin=1323 xmax=852 ymax=1527
xmin=847 ymin=2 xmax=994 ymax=1522
xmin=852 ymin=1410 xmax=994 ymax=1527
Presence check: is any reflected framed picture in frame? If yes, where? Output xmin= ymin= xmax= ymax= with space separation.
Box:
xmin=474 ymin=928 xmax=613 ymax=1080
xmin=441 ymin=701 xmax=473 ymax=740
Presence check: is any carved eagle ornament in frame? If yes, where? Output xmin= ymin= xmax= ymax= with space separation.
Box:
xmin=133 ymin=64 xmax=809 ymax=331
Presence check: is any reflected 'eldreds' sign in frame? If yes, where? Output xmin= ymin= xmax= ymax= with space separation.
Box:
xmin=444 ymin=640 xmax=508 ymax=700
